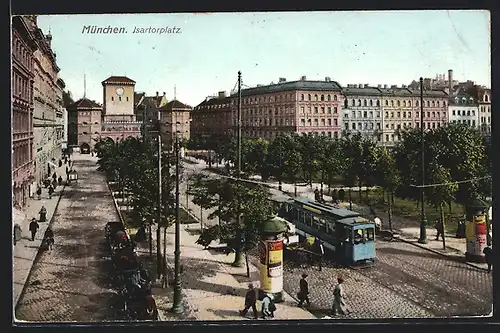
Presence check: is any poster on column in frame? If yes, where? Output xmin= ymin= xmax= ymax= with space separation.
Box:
xmin=267 ymin=240 xmax=283 ymax=277
xmin=258 ymin=241 xmax=271 ymax=291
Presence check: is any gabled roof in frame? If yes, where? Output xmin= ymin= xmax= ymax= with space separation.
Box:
xmin=134 ymin=92 xmax=145 ymax=107
xmin=68 ymin=97 xmax=102 ymax=110
xmin=102 ymin=76 xmax=136 ymax=85
xmin=159 ymin=99 xmax=192 ymax=111
xmin=231 ymin=80 xmax=342 ymax=97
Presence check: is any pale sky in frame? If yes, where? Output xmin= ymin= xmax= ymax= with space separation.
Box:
xmin=36 ymin=10 xmax=491 ymax=107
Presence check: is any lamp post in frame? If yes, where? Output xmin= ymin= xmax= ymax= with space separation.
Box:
xmin=418 ymin=77 xmax=428 ymax=244
xmin=171 ymin=120 xmax=184 ymax=313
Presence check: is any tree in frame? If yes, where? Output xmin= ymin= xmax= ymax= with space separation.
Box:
xmin=191 ymin=175 xmax=276 ymax=275
xmin=297 ymin=133 xmax=321 ymax=187
xmin=244 ymin=138 xmax=270 ymax=180
xmin=375 ymin=147 xmax=401 ymax=231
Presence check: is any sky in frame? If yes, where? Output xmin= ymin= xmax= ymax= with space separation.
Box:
xmin=36 ymin=10 xmax=491 ymax=107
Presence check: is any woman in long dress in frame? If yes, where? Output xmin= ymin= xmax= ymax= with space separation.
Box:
xmin=332 ymin=276 xmax=348 ymax=316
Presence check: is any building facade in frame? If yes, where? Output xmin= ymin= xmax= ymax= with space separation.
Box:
xmin=159 ymin=99 xmax=192 ymax=145
xmin=341 ymin=84 xmax=382 ymax=142
xmin=230 ymin=77 xmax=344 ymax=140
xmin=67 ymin=98 xmax=103 ymax=152
xmin=478 ymin=88 xmax=491 ymax=136
xmin=12 ymin=16 xmax=37 ymax=207
xmin=28 ymin=16 xmax=65 ymax=183
xmin=448 ymin=95 xmax=479 ymax=128
xmin=191 ymin=91 xmax=232 ymax=142
xmin=101 ymin=76 xmax=142 ymax=142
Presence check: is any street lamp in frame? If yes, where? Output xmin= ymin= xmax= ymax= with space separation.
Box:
xmin=418 ymin=77 xmax=428 ymax=244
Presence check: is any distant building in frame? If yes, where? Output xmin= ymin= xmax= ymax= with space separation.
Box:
xmin=477 ymin=88 xmax=491 ymax=136
xmin=66 ymin=98 xmax=102 ymax=152
xmin=158 ymin=99 xmax=192 ymax=146
xmin=12 ymin=16 xmax=37 ymax=207
xmin=101 ymin=76 xmax=142 ymax=142
xmin=341 ymin=84 xmax=382 ymax=142
xmin=448 ymin=94 xmax=479 ymax=128
xmin=191 ymin=91 xmax=232 ymax=142
xmin=230 ymin=76 xmax=344 ymax=140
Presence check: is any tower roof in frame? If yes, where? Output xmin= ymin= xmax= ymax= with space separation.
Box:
xmin=101 ymin=76 xmax=136 ymax=85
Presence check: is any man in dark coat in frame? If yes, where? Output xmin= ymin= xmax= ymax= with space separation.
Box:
xmin=483 ymin=246 xmax=493 ymax=273
xmin=29 ymin=218 xmax=39 ymax=241
xmin=239 ymin=283 xmax=258 ymax=319
xmin=297 ymin=273 xmax=310 ymax=307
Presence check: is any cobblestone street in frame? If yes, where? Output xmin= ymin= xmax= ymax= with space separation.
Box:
xmin=15 ymin=155 xmax=122 ymax=322
xmin=279 ymin=239 xmax=493 ymax=319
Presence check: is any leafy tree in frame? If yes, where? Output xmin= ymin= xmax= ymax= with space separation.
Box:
xmin=190 ymin=175 xmax=276 ymax=272
xmin=375 ymin=147 xmax=401 ymax=231
xmin=297 ymin=133 xmax=321 ymax=187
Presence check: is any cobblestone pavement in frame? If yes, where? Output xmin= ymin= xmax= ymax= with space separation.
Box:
xmin=266 ymin=238 xmax=493 ymax=319
xmin=15 ymin=155 xmax=123 ymax=322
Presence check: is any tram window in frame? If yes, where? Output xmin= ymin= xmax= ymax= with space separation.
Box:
xmin=328 ymin=223 xmax=336 ymax=235
xmin=366 ymin=228 xmax=375 ymax=241
xmin=313 ymin=216 xmax=321 ymax=229
xmin=298 ymin=210 xmax=305 ymax=223
xmin=353 ymin=229 xmax=364 ymax=244
xmin=318 ymin=218 xmax=327 ymax=233
xmin=305 ymin=214 xmax=313 ymax=226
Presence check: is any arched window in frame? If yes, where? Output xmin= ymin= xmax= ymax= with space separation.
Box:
xmin=397 ymin=100 xmax=401 ymax=107
xmin=352 ymin=99 xmax=355 ymax=106
xmin=369 ymin=100 xmax=373 ymax=106
xmin=321 ymin=95 xmax=325 ymax=101
xmin=376 ymin=100 xmax=380 ymax=107
xmin=334 ymin=95 xmax=337 ymax=101
xmin=315 ymin=94 xmax=318 ymax=101
xmin=363 ymin=100 xmax=367 ymax=106
xmin=358 ymin=99 xmax=362 ymax=106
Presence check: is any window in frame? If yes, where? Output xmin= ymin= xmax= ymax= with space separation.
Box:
xmin=327 ymin=95 xmax=331 ymax=101
xmin=385 ymin=100 xmax=388 ymax=106
xmin=386 ymin=134 xmax=389 ymax=141
xmin=427 ymin=101 xmax=430 ymax=107
xmin=334 ymin=119 xmax=337 ymax=126
xmin=314 ymin=119 xmax=318 ymax=126
xmin=327 ymin=107 xmax=332 ymax=114
xmin=369 ymin=100 xmax=373 ymax=106
xmin=416 ymin=101 xmax=419 ymax=107
xmin=397 ymin=101 xmax=401 ymax=107
xmin=376 ymin=100 xmax=380 ymax=107
xmin=321 ymin=94 xmax=325 ymax=101
xmin=111 ymin=96 xmax=114 ymax=101
xmin=334 ymin=95 xmax=337 ymax=101
xmin=364 ymin=100 xmax=367 ymax=106
xmin=308 ymin=94 xmax=312 ymax=100
xmin=452 ymin=110 xmax=456 ymax=116
xmin=397 ymin=112 xmax=401 ymax=117
xmin=119 ymin=97 xmax=122 ymax=101
xmin=403 ymin=111 xmax=406 ymax=118
xmin=352 ymin=99 xmax=355 ymax=106
xmin=126 ymin=97 xmax=129 ymax=101
xmin=321 ymin=107 xmax=325 ymax=113
xmin=315 ymin=94 xmax=319 ymax=101
xmin=321 ymin=119 xmax=325 ymax=126
xmin=328 ymin=119 xmax=332 ymax=126
xmin=300 ymin=119 xmax=305 ymax=126
xmin=308 ymin=107 xmax=312 ymax=113
xmin=391 ymin=112 xmax=394 ymax=118
xmin=467 ymin=110 xmax=470 ymax=116
xmin=358 ymin=99 xmax=362 ymax=106
xmin=307 ymin=119 xmax=311 ymax=126
xmin=301 ymin=94 xmax=304 ymax=101
xmin=363 ymin=111 xmax=367 ymax=118
xmin=472 ymin=110 xmax=475 ymax=116
xmin=352 ymin=123 xmax=356 ymax=130
xmin=391 ymin=100 xmax=394 ymax=107
xmin=366 ymin=228 xmax=375 ymax=241
xmin=334 ymin=107 xmax=338 ymax=114
xmin=314 ymin=107 xmax=318 ymax=113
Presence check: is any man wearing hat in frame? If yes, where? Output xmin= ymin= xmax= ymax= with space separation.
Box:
xmin=29 ymin=218 xmax=39 ymax=241
xmin=239 ymin=283 xmax=258 ymax=319
xmin=332 ymin=276 xmax=348 ymax=315
xmin=297 ymin=273 xmax=310 ymax=307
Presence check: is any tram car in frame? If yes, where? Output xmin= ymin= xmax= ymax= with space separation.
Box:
xmin=276 ymin=197 xmax=376 ymax=266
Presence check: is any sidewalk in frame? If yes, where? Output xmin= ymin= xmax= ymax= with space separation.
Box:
xmin=12 ymin=160 xmax=69 ymax=308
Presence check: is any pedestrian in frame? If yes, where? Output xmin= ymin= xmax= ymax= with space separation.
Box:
xmin=52 ymin=178 xmax=58 ymax=189
xmin=52 ymin=172 xmax=57 ymax=182
xmin=44 ymin=227 xmax=54 ymax=250
xmin=39 ymin=205 xmax=47 ymax=222
xmin=261 ymin=294 xmax=276 ymax=319
xmin=58 ymin=175 xmax=63 ymax=186
xmin=239 ymin=283 xmax=258 ymax=319
xmin=483 ymin=246 xmax=493 ymax=273
xmin=48 ymin=184 xmax=54 ymax=198
xmin=58 ymin=159 xmax=62 ymax=168
xmin=14 ymin=223 xmax=22 ymax=246
xmin=297 ymin=273 xmax=310 ymax=307
xmin=36 ymin=186 xmax=42 ymax=200
xmin=435 ymin=220 xmax=444 ymax=241
xmin=332 ymin=276 xmax=349 ymax=316
xmin=374 ymin=216 xmax=382 ymax=233
xmin=29 ymin=218 xmax=39 ymax=241
xmin=314 ymin=188 xmax=320 ymax=201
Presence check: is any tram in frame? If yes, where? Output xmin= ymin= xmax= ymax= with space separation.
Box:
xmin=276 ymin=197 xmax=376 ymax=266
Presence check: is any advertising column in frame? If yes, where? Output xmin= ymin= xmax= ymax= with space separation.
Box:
xmin=259 ymin=239 xmax=284 ymax=302
xmin=465 ymin=214 xmax=487 ymax=262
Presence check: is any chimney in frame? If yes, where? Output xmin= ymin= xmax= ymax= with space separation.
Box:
xmin=218 ymin=91 xmax=226 ymax=98
xmin=301 ymin=76 xmax=307 ymax=81
xmin=325 ymin=77 xmax=331 ymax=82
xmin=278 ymin=77 xmax=286 ymax=83
xmin=156 ymin=91 xmax=159 ymax=97
xmin=448 ymin=69 xmax=453 ymax=95
xmin=384 ymin=84 xmax=388 ymax=89
xmin=377 ymin=84 xmax=382 ymax=88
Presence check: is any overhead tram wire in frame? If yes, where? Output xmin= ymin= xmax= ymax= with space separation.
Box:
xmin=409 ymin=176 xmax=491 ymax=189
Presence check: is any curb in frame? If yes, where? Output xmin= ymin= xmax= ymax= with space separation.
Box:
xmin=394 ymin=235 xmax=488 ymax=272
xmin=15 ymin=182 xmax=67 ymax=310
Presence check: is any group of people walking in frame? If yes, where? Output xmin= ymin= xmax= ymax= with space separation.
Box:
xmin=297 ymin=273 xmax=349 ymax=316
xmin=240 ymin=284 xmax=277 ymax=319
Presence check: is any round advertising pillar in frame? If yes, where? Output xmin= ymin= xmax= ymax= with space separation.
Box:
xmin=465 ymin=198 xmax=489 ymax=263
xmin=258 ymin=215 xmax=288 ymax=303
